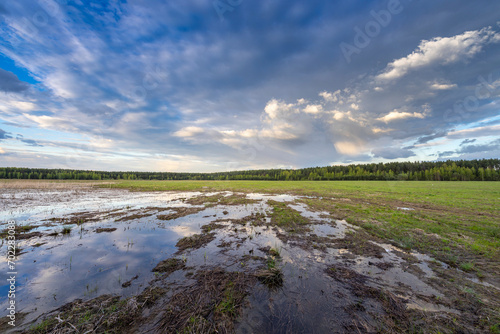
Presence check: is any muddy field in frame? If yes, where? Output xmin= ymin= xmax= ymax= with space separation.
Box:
xmin=1 ymin=182 xmax=499 ymax=333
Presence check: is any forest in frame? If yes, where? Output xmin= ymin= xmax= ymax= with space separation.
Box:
xmin=0 ymin=159 xmax=499 ymax=181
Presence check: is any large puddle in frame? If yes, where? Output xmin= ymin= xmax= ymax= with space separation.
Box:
xmin=0 ymin=188 xmax=466 ymax=332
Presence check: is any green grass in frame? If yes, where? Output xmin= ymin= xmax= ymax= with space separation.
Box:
xmin=215 ymin=282 xmax=238 ymax=317
xmin=268 ymin=200 xmax=308 ymax=231
xmin=102 ymin=180 xmax=499 ymax=213
xmin=460 ymin=262 xmax=475 ymax=272
xmin=102 ymin=180 xmax=500 ymax=275
xmin=29 ymin=318 xmax=56 ymax=333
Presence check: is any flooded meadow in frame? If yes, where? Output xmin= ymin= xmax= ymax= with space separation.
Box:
xmin=1 ymin=184 xmax=498 ymax=333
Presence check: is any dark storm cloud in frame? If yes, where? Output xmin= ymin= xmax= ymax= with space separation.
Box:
xmin=416 ymin=131 xmax=449 ymax=145
xmin=458 ymin=138 xmax=500 ymax=154
xmin=371 ymin=147 xmax=416 ymax=159
xmin=15 ymin=134 xmax=43 ymax=147
xmin=460 ymin=139 xmax=476 ymax=146
xmin=438 ymin=138 xmax=500 ymax=158
xmin=0 ymin=128 xmax=12 ymax=140
xmin=0 ymin=68 xmax=29 ymax=92
xmin=439 ymin=151 xmax=455 ymax=158
xmin=18 ymin=138 xmax=43 ymax=147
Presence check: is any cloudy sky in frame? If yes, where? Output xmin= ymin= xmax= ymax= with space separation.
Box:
xmin=0 ymin=0 xmax=499 ymax=172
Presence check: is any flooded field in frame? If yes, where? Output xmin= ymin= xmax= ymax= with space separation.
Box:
xmin=1 ymin=184 xmax=498 ymax=333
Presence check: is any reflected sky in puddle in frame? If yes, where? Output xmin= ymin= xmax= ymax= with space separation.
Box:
xmin=0 ymin=189 xmax=256 ymax=327
xmin=0 ymin=189 xmax=205 ymax=225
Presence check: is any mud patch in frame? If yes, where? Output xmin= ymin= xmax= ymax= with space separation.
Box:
xmin=95 ymin=227 xmax=117 ymax=233
xmin=334 ymin=231 xmax=386 ymax=259
xmin=175 ymin=233 xmax=216 ymax=252
xmin=325 ymin=265 xmax=410 ymax=332
xmin=152 ymin=258 xmax=186 ymax=275
xmin=185 ymin=193 xmax=259 ymax=206
xmin=157 ymin=206 xmax=205 ymax=220
xmin=201 ymin=222 xmax=226 ymax=233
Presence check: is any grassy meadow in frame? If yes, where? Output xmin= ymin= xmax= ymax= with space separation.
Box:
xmin=106 ymin=180 xmax=500 ymax=276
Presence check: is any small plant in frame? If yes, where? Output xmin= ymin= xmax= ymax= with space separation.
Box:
xmin=62 ymin=226 xmax=72 ymax=235
xmin=215 ymin=282 xmax=237 ymax=317
xmin=269 ymin=247 xmax=280 ymax=257
xmin=256 ymin=266 xmax=284 ymax=290
xmin=127 ymin=238 xmax=134 ymax=248
xmin=84 ymin=283 xmax=99 ymax=296
xmin=460 ymin=262 xmax=475 ymax=272
xmin=30 ymin=318 xmax=55 ymax=332
xmin=266 ymin=257 xmax=276 ymax=270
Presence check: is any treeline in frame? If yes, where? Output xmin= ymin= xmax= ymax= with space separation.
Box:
xmin=0 ymin=159 xmax=499 ymax=181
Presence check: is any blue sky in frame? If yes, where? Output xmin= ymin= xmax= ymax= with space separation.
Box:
xmin=0 ymin=0 xmax=499 ymax=172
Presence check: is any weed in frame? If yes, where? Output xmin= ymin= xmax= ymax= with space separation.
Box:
xmin=215 ymin=282 xmax=237 ymax=317
xmin=460 ymin=262 xmax=475 ymax=272
xmin=61 ymin=225 xmax=72 ymax=234
xmin=255 ymin=267 xmax=284 ymax=289
xmin=269 ymin=247 xmax=280 ymax=257
xmin=29 ymin=318 xmax=56 ymax=333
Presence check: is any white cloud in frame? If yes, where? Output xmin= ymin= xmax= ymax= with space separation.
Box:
xmin=173 ymin=126 xmax=205 ymax=138
xmin=319 ymin=90 xmax=341 ymax=102
xmin=377 ymin=109 xmax=426 ymax=123
xmin=23 ymin=114 xmax=79 ymax=132
xmin=261 ymin=123 xmax=299 ymax=140
xmin=446 ymin=124 xmax=500 ymax=139
xmin=430 ymin=82 xmax=457 ymax=90
xmin=0 ymin=98 xmax=38 ymax=114
xmin=303 ymin=104 xmax=323 ymax=114
xmin=331 ymin=110 xmax=351 ymax=121
xmin=376 ymin=27 xmax=500 ymax=82
xmin=263 ymin=99 xmax=296 ymax=120
xmin=334 ymin=141 xmax=365 ymax=156
xmin=0 ymin=147 xmax=5 ymax=154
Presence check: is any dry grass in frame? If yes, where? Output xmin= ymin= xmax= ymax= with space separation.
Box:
xmin=155 ymin=268 xmax=256 ymax=334
xmin=26 ymin=295 xmax=138 ymax=334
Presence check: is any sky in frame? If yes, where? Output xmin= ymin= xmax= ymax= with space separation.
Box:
xmin=0 ymin=0 xmax=499 ymax=172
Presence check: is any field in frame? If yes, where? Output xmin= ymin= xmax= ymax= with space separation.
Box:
xmin=1 ymin=180 xmax=499 ymax=333
xmin=109 ymin=180 xmax=500 ymax=266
